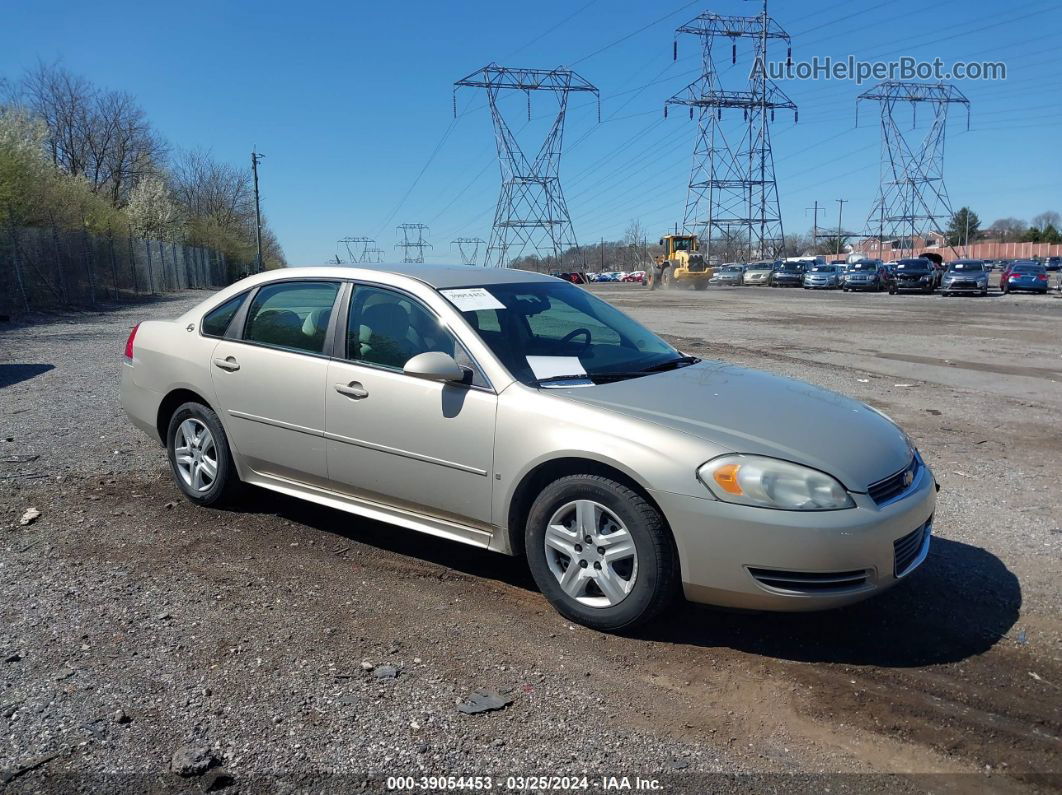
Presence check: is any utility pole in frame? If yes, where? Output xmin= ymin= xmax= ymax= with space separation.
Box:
xmin=454 ymin=64 xmax=599 ymax=268
xmin=600 ymin=238 xmax=604 ymax=272
xmin=666 ymin=3 xmax=796 ymax=262
xmin=450 ymin=237 xmax=486 ymax=266
xmin=805 ymin=201 xmax=822 ymax=249
xmin=835 ymin=198 xmax=848 ymax=258
xmin=251 ymin=148 xmax=265 ymax=273
xmin=395 ymin=224 xmax=432 ymax=263
xmin=858 ymin=81 xmax=970 ymax=261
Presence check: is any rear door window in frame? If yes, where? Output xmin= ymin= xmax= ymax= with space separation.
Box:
xmin=243 ymin=281 xmax=340 ymax=354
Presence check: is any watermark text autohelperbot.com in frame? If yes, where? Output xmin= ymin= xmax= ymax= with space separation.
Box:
xmin=754 ymin=55 xmax=1006 ymax=84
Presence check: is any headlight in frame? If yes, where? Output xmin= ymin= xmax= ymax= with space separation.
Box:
xmin=697 ymin=455 xmax=855 ymax=511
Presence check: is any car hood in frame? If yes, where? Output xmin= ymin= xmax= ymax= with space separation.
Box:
xmin=554 ymin=361 xmax=912 ymax=491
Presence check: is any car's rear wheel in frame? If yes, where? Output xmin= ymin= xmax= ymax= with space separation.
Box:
xmin=166 ymin=402 xmax=241 ymax=506
xmin=525 ymin=475 xmax=677 ymax=632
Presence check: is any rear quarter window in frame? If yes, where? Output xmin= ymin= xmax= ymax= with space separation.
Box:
xmin=201 ymin=294 xmax=246 ymax=338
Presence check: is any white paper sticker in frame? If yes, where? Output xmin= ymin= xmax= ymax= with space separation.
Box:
xmin=526 ymin=356 xmax=587 ymax=382
xmin=440 ymin=287 xmax=505 ymax=312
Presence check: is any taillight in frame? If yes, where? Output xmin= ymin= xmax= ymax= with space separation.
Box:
xmin=124 ymin=323 xmax=141 ymax=360
xmin=1037 ymin=274 xmax=1048 ymax=281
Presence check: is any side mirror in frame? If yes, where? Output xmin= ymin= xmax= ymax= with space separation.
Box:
xmin=403 ymin=351 xmax=465 ymax=383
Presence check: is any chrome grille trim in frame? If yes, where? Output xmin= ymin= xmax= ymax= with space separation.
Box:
xmin=747 ymin=567 xmax=871 ymax=594
xmin=868 ymin=456 xmax=919 ymax=506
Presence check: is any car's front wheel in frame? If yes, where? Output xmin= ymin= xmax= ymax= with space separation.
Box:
xmin=525 ymin=475 xmax=677 ymax=632
xmin=166 ymin=402 xmax=241 ymax=506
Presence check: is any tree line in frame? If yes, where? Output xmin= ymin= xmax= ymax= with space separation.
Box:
xmin=0 ymin=62 xmax=285 ymax=275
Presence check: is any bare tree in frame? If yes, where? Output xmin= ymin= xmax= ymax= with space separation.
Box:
xmin=986 ymin=217 xmax=1026 ymax=240
xmin=18 ymin=62 xmax=166 ymax=205
xmin=1031 ymin=211 xmax=1061 ymax=231
xmin=170 ymin=148 xmax=254 ymax=230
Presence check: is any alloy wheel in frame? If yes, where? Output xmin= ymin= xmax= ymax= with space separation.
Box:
xmin=543 ymin=500 xmax=638 ymax=608
xmin=173 ymin=418 xmax=219 ymax=493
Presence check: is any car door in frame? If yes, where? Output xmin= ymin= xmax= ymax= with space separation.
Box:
xmin=209 ymin=279 xmax=341 ymax=488
xmin=324 ymin=283 xmax=497 ymax=529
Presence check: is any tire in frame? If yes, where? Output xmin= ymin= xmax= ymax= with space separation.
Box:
xmin=166 ymin=402 xmax=242 ymax=507
xmin=888 ymin=288 xmax=896 ymax=295
xmin=693 ymin=280 xmax=708 ymax=291
xmin=525 ymin=474 xmax=677 ymax=632
xmin=843 ymin=287 xmax=849 ymax=292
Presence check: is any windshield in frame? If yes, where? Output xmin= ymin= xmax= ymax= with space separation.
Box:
xmin=810 ymin=266 xmax=835 ymax=272
xmin=849 ymin=262 xmax=876 ymax=271
xmin=1013 ymin=264 xmax=1043 ymax=273
xmin=949 ymin=262 xmax=984 ymax=272
xmin=446 ymin=282 xmax=682 ymax=386
xmin=779 ymin=264 xmax=803 ymax=272
xmin=896 ymin=261 xmax=929 ymax=271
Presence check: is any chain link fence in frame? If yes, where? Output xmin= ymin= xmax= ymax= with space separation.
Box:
xmin=1 ymin=227 xmax=242 ymax=317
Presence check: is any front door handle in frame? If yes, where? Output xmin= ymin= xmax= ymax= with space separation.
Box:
xmin=335 ymin=382 xmax=368 ymax=399
xmin=213 ymin=356 xmax=240 ymax=371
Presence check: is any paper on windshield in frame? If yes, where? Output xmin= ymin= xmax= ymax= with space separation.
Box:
xmin=440 ymin=287 xmax=505 ymax=312
xmin=526 ymin=356 xmax=586 ymax=381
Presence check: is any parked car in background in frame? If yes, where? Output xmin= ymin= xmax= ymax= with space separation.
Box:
xmin=770 ymin=261 xmax=807 ymax=287
xmin=889 ymin=258 xmax=936 ymax=294
xmin=842 ymin=259 xmax=889 ymax=292
xmin=1044 ymin=256 xmax=1062 ymax=272
xmin=803 ymin=265 xmax=843 ymax=289
xmin=941 ymin=260 xmax=989 ymax=296
xmin=622 ymin=270 xmax=647 ymax=284
xmin=710 ymin=264 xmax=746 ymax=286
xmin=743 ymin=260 xmax=777 ymax=286
xmin=1002 ymin=261 xmax=1049 ymax=294
xmin=121 ymin=264 xmax=935 ymax=631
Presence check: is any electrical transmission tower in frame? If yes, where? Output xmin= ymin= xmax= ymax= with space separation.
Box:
xmin=858 ymin=81 xmax=970 ymax=258
xmin=666 ymin=2 xmax=796 ymax=262
xmin=363 ymin=247 xmax=384 ymax=263
xmin=451 ymin=237 xmax=487 ymax=266
xmin=395 ymin=224 xmax=432 ymax=263
xmin=454 ymin=64 xmax=599 ymax=268
xmin=338 ymin=236 xmax=377 ymax=263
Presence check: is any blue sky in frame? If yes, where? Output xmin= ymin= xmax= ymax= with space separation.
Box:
xmin=3 ymin=0 xmax=1060 ymax=263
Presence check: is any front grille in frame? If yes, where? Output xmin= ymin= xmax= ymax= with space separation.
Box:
xmin=868 ymin=457 xmax=917 ymax=505
xmin=748 ymin=567 xmax=870 ymax=594
xmin=950 ymin=280 xmax=977 ymax=288
xmin=893 ymin=520 xmax=930 ymax=577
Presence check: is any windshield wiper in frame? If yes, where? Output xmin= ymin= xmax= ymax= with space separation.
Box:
xmin=533 ymin=356 xmax=701 ymax=387
xmin=533 ymin=371 xmax=651 ymax=387
xmin=640 ymin=355 xmax=701 ymax=373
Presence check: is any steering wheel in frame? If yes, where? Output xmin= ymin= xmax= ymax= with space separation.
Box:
xmin=559 ymin=327 xmax=592 ymax=351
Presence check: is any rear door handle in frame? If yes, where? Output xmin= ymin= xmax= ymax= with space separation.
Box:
xmin=335 ymin=382 xmax=368 ymax=399
xmin=213 ymin=356 xmax=240 ymax=372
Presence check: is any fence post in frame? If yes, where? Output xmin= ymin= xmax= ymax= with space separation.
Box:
xmin=127 ymin=233 xmax=139 ymax=295
xmin=50 ymin=226 xmax=70 ymax=305
xmin=157 ymin=239 xmax=168 ymax=291
xmin=81 ymin=228 xmax=97 ymax=306
xmin=170 ymin=241 xmax=180 ymax=290
xmin=108 ymin=235 xmax=120 ymax=301
xmin=145 ymin=239 xmax=156 ymax=294
xmin=7 ymin=225 xmax=31 ymax=313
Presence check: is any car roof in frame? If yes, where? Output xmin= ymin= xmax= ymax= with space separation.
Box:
xmin=249 ymin=263 xmax=558 ymax=290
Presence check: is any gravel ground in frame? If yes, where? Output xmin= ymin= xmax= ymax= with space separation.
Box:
xmin=1 ymin=286 xmax=1060 ymax=793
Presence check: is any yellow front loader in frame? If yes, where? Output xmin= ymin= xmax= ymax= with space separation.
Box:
xmin=649 ymin=234 xmax=715 ymax=290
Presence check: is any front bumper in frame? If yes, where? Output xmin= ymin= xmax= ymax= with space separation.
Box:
xmin=650 ymin=459 xmax=936 ymax=611
xmin=943 ymin=280 xmax=987 ymax=292
xmin=744 ymin=273 xmax=771 ymax=285
xmin=844 ymin=279 xmax=879 ymax=290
